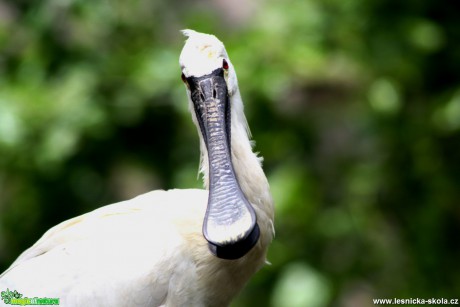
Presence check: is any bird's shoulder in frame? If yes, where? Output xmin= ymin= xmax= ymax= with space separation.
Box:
xmin=3 ymin=188 xmax=208 ymax=274
xmin=0 ymin=189 xmax=210 ymax=306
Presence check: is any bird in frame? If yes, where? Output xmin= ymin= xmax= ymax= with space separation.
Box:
xmin=0 ymin=30 xmax=274 ymax=307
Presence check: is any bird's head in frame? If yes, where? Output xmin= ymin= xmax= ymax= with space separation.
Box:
xmin=179 ymin=29 xmax=238 ymax=97
xmin=179 ymin=30 xmax=259 ymax=260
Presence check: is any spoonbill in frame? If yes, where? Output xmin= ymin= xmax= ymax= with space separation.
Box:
xmin=0 ymin=30 xmax=274 ymax=306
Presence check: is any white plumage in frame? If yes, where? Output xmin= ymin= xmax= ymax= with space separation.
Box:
xmin=0 ymin=30 xmax=274 ymax=307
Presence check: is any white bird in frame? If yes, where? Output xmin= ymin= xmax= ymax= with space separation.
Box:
xmin=0 ymin=30 xmax=274 ymax=307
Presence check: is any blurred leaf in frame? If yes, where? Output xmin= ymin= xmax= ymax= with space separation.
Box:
xmin=271 ymin=262 xmax=331 ymax=307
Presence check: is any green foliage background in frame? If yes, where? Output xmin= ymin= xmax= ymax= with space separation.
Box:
xmin=0 ymin=0 xmax=459 ymax=306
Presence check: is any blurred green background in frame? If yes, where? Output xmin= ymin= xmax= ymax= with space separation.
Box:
xmin=0 ymin=0 xmax=459 ymax=306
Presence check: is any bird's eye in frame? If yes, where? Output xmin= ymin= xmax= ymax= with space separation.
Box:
xmin=222 ymin=59 xmax=229 ymax=70
xmin=181 ymin=72 xmax=187 ymax=83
